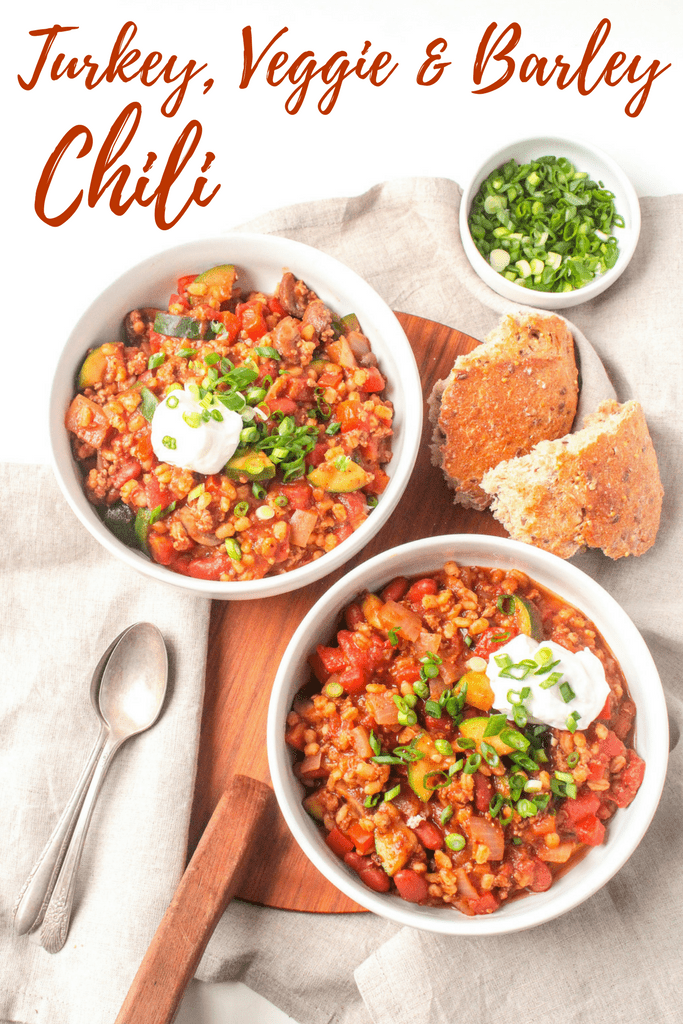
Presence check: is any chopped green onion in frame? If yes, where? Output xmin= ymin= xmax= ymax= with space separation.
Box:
xmin=566 ymin=751 xmax=580 ymax=767
xmin=162 ymin=435 xmax=176 ymax=450
xmin=234 ymin=501 xmax=249 ymax=517
xmin=480 ymin=741 xmax=500 ymax=768
xmin=445 ymin=833 xmax=466 ymax=852
xmin=463 ymin=752 xmax=482 ymax=774
xmin=424 ymin=700 xmax=442 ymax=719
xmin=499 ymin=728 xmax=529 ymax=752
xmin=165 ymin=394 xmax=179 ymax=410
xmin=412 ymin=679 xmax=429 ymax=699
xmin=225 ymin=538 xmax=241 ymax=561
xmin=384 ymin=784 xmax=401 ymax=802
xmin=324 ymin=680 xmax=343 ymax=698
xmin=540 ymin=671 xmax=563 ymax=689
xmin=483 ymin=714 xmax=507 ymax=737
xmin=435 ymin=739 xmax=453 ymax=756
xmin=148 ymin=352 xmax=165 ymax=370
xmin=440 ymin=805 xmax=454 ymax=826
xmin=559 ymin=682 xmax=576 ymax=704
xmin=566 ymin=711 xmax=581 ymax=733
xmin=140 ymin=387 xmax=159 ymax=421
xmin=187 ymin=483 xmax=205 ymax=501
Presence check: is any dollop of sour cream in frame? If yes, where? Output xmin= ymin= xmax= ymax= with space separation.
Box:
xmin=487 ymin=633 xmax=610 ymax=731
xmin=150 ymin=385 xmax=243 ymax=475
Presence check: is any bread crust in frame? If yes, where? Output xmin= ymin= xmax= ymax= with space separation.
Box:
xmin=428 ymin=312 xmax=578 ymax=509
xmin=481 ymin=400 xmax=663 ymax=559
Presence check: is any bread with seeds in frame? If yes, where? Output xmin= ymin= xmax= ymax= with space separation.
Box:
xmin=428 ymin=312 xmax=579 ymax=509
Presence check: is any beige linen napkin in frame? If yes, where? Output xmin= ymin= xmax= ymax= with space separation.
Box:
xmin=194 ymin=180 xmax=682 ymax=1024
xmin=0 ymin=466 xmax=210 ymax=1024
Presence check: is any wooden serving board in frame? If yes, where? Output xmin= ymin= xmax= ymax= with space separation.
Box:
xmin=187 ymin=312 xmax=507 ymax=914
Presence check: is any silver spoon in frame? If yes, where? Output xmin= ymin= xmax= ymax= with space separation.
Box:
xmin=39 ymin=622 xmax=168 ymax=954
xmin=13 ymin=626 xmax=132 ymax=936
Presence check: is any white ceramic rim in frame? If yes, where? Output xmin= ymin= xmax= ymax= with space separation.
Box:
xmin=267 ymin=534 xmax=668 ymax=935
xmin=49 ymin=233 xmax=423 ymax=600
xmin=459 ymin=135 xmax=641 ymax=310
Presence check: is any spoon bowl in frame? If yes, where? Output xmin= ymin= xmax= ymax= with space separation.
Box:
xmin=98 ymin=623 xmax=168 ymax=738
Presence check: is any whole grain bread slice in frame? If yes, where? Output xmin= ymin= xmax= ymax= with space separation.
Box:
xmin=428 ymin=312 xmax=578 ymax=509
xmin=481 ymin=399 xmax=663 ymax=559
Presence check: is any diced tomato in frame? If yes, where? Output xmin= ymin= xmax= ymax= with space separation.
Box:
xmin=474 ymin=627 xmax=520 ymax=659
xmin=469 ymin=892 xmax=500 ymax=915
xmin=406 ymin=578 xmax=438 ymax=607
xmin=168 ymin=292 xmax=189 ymax=312
xmin=574 ymin=815 xmax=606 ymax=846
xmin=587 ymin=762 xmax=606 ymax=782
xmin=597 ymin=695 xmax=611 ymax=719
xmin=390 ymin=662 xmax=422 ymax=687
xmin=325 ymin=826 xmax=354 ymax=858
xmin=183 ymin=552 xmax=235 ymax=580
xmin=315 ymin=645 xmax=347 ymax=675
xmin=339 ymin=492 xmax=368 ymax=530
xmin=561 ymin=792 xmax=601 ymax=827
xmin=177 ymin=273 xmax=198 ymax=294
xmin=356 ymin=366 xmax=385 ymax=393
xmin=213 ymin=310 xmax=240 ymax=344
xmin=237 ymin=301 xmax=267 ymax=341
xmin=148 ymin=331 xmax=164 ymax=353
xmin=305 ymin=442 xmax=328 ymax=468
xmin=279 ymin=481 xmax=314 ymax=510
xmin=65 ymin=395 xmax=112 ymax=448
xmin=336 ymin=398 xmax=373 ymax=433
xmin=337 ymin=631 xmax=368 ymax=667
xmin=267 ymin=397 xmax=298 ymax=416
xmin=610 ymin=750 xmax=645 ymax=808
xmin=268 ymin=296 xmax=286 ymax=318
xmin=347 ymin=823 xmax=375 ymax=856
xmin=394 ymin=869 xmax=429 ymax=903
xmin=364 ymin=468 xmax=390 ymax=495
xmin=598 ymin=730 xmax=626 ymax=762
xmin=144 ymin=474 xmax=172 ymax=511
xmin=317 ymin=367 xmax=344 ymax=388
xmin=110 ymin=458 xmax=142 ymax=489
xmin=339 ymin=665 xmax=367 ymax=694
xmin=147 ymin=533 xmax=175 ymax=566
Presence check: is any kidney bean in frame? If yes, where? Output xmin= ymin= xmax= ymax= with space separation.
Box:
xmin=343 ymin=850 xmax=372 ymax=873
xmin=473 ymin=772 xmax=493 ymax=812
xmin=406 ymin=578 xmax=438 ymax=607
xmin=381 ymin=576 xmax=409 ymax=603
xmin=529 ymin=858 xmax=553 ymax=892
xmin=359 ymin=866 xmax=391 ymax=892
xmin=414 ymin=820 xmax=444 ymax=850
xmin=394 ymin=869 xmax=430 ymax=903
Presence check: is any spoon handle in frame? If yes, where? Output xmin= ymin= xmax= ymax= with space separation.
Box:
xmin=13 ymin=724 xmax=108 ymax=936
xmin=114 ymin=775 xmax=274 ymax=1024
xmin=40 ymin=733 xmax=121 ymax=954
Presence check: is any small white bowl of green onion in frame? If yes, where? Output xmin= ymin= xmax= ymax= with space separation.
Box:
xmin=460 ymin=137 xmax=641 ymax=309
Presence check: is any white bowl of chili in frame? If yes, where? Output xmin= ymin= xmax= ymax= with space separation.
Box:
xmin=50 ymin=234 xmax=422 ymax=599
xmin=268 ymin=534 xmax=667 ymax=934
xmin=460 ymin=136 xmax=641 ymax=310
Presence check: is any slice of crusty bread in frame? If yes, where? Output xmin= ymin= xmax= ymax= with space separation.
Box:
xmin=481 ymin=399 xmax=663 ymax=559
xmin=428 ymin=312 xmax=578 ymax=509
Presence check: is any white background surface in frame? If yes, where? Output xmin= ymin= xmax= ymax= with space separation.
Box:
xmin=4 ymin=1 xmax=682 ymax=1021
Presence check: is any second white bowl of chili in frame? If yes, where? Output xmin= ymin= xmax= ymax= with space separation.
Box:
xmin=50 ymin=234 xmax=423 ymax=599
xmin=268 ymin=534 xmax=667 ymax=934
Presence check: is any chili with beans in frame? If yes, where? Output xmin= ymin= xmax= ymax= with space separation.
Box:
xmin=286 ymin=561 xmax=644 ymax=915
xmin=66 ymin=266 xmax=393 ymax=582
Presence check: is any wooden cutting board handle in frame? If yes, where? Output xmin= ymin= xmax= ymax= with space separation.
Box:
xmin=115 ymin=775 xmax=274 ymax=1024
